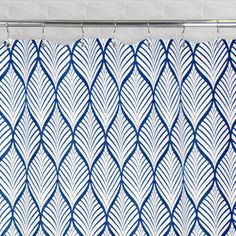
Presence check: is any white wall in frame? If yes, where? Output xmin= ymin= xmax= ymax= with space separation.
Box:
xmin=0 ymin=0 xmax=236 ymax=44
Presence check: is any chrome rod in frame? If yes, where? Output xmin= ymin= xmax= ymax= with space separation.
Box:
xmin=1 ymin=19 xmax=236 ymax=28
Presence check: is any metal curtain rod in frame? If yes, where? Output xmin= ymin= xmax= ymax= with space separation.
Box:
xmin=2 ymin=19 xmax=236 ymax=27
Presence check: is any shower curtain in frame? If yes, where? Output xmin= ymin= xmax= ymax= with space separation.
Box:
xmin=0 ymin=38 xmax=235 ymax=236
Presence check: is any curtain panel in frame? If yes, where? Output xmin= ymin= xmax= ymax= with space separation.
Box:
xmin=0 ymin=38 xmax=235 ymax=235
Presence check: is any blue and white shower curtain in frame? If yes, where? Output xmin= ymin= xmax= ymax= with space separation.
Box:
xmin=0 ymin=38 xmax=235 ymax=236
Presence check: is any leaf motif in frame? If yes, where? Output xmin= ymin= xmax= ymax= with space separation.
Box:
xmin=168 ymin=39 xmax=193 ymax=81
xmin=216 ymin=144 xmax=236 ymax=209
xmin=72 ymin=38 xmax=103 ymax=86
xmin=58 ymin=145 xmax=89 ymax=207
xmin=198 ymin=182 xmax=231 ymax=236
xmin=121 ymin=68 xmax=152 ymax=129
xmin=42 ymin=185 xmax=71 ymax=236
xmin=57 ymin=67 xmax=89 ymax=128
xmin=91 ymin=147 xmax=121 ymax=211
xmin=42 ymin=104 xmax=72 ymax=166
xmin=12 ymin=40 xmax=38 ymax=83
xmin=154 ymin=65 xmax=180 ymax=129
xmin=14 ymin=106 xmax=40 ymax=167
xmin=74 ymin=185 xmax=106 ymax=236
xmin=123 ymin=146 xmax=153 ymax=207
xmin=141 ymin=186 xmax=171 ymax=236
xmin=139 ymin=106 xmax=169 ymax=167
xmin=195 ymin=39 xmax=228 ymax=86
xmin=171 ymin=107 xmax=194 ymax=164
xmin=108 ymin=186 xmax=139 ymax=236
xmin=91 ymin=66 xmax=119 ymax=130
xmin=155 ymin=147 xmax=182 ymax=211
xmin=196 ymin=104 xmax=230 ymax=166
xmin=181 ymin=67 xmax=213 ymax=128
xmin=74 ymin=105 xmax=105 ymax=168
xmin=0 ymin=146 xmax=26 ymax=205
xmin=0 ymin=66 xmax=25 ymax=128
xmin=0 ymin=191 xmax=12 ymax=235
xmin=215 ymin=64 xmax=236 ymax=127
xmin=172 ymin=187 xmax=196 ymax=236
xmin=39 ymin=41 xmax=71 ymax=85
xmin=0 ymin=113 xmax=12 ymax=158
xmin=28 ymin=64 xmax=55 ymax=129
xmin=14 ymin=185 xmax=40 ymax=236
xmin=184 ymin=145 xmax=214 ymax=206
xmin=28 ymin=145 xmax=57 ymax=210
xmin=105 ymin=39 xmax=135 ymax=88
xmin=136 ymin=39 xmax=166 ymax=88
xmin=107 ymin=105 xmax=137 ymax=168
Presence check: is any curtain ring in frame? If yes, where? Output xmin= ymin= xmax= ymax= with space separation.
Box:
xmin=182 ymin=20 xmax=186 ymax=48
xmin=147 ymin=19 xmax=150 ymax=34
xmin=216 ymin=20 xmax=220 ymax=48
xmin=113 ymin=19 xmax=117 ymax=35
xmin=147 ymin=19 xmax=151 ymax=47
xmin=81 ymin=20 xmax=85 ymax=38
xmin=41 ymin=20 xmax=46 ymax=48
xmin=112 ymin=19 xmax=117 ymax=47
xmin=80 ymin=20 xmax=85 ymax=47
xmin=6 ymin=21 xmax=10 ymax=48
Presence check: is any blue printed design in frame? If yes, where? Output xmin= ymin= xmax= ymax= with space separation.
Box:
xmin=0 ymin=38 xmax=235 ymax=235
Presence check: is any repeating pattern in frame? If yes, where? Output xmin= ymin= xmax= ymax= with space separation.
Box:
xmin=0 ymin=37 xmax=236 ymax=236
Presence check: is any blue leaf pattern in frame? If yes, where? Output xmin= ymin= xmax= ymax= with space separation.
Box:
xmin=123 ymin=145 xmax=153 ymax=208
xmin=39 ymin=40 xmax=70 ymax=85
xmin=42 ymin=186 xmax=71 ymax=236
xmin=91 ymin=147 xmax=120 ymax=211
xmin=172 ymin=187 xmax=196 ymax=236
xmin=14 ymin=185 xmax=40 ymax=236
xmin=27 ymin=64 xmax=55 ymax=129
xmin=0 ymin=66 xmax=25 ymax=128
xmin=58 ymin=145 xmax=89 ymax=207
xmin=198 ymin=182 xmax=231 ymax=235
xmin=141 ymin=186 xmax=171 ymax=236
xmin=0 ymin=38 xmax=235 ymax=235
xmin=0 ymin=146 xmax=26 ymax=205
xmin=108 ymin=186 xmax=139 ymax=236
xmin=57 ymin=67 xmax=89 ymax=129
xmin=74 ymin=185 xmax=106 ymax=236
xmin=28 ymin=145 xmax=57 ymax=210
xmin=121 ymin=67 xmax=152 ymax=129
xmin=14 ymin=106 xmax=40 ymax=167
xmin=11 ymin=40 xmax=37 ymax=84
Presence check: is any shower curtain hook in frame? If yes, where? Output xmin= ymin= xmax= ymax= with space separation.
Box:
xmin=147 ymin=19 xmax=151 ymax=48
xmin=112 ymin=19 xmax=117 ymax=47
xmin=41 ymin=20 xmax=46 ymax=48
xmin=80 ymin=20 xmax=85 ymax=47
xmin=6 ymin=21 xmax=10 ymax=48
xmin=181 ymin=20 xmax=186 ymax=48
xmin=216 ymin=20 xmax=220 ymax=48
